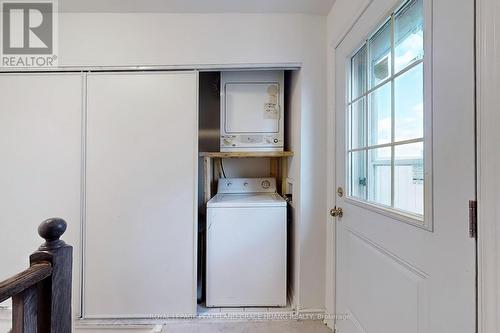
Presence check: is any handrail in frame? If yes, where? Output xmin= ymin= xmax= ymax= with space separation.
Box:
xmin=0 ymin=218 xmax=73 ymax=333
xmin=0 ymin=262 xmax=52 ymax=303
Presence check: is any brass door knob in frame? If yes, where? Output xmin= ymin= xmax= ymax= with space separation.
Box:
xmin=330 ymin=206 xmax=343 ymax=218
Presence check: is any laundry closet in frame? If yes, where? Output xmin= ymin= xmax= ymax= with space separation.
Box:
xmin=0 ymin=67 xmax=304 ymax=320
xmin=197 ymin=70 xmax=297 ymax=313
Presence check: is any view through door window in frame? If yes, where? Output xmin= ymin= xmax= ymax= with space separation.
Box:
xmin=347 ymin=0 xmax=426 ymax=219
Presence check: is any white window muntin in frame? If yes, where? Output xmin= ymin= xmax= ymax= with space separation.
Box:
xmin=345 ymin=0 xmax=433 ymax=229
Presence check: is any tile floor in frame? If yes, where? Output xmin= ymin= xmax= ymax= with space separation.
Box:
xmin=1 ymin=307 xmax=334 ymax=333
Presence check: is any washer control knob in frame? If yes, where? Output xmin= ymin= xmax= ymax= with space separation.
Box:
xmin=261 ymin=180 xmax=271 ymax=189
xmin=227 ymin=182 xmax=232 ymax=187
xmin=273 ymin=138 xmax=279 ymax=143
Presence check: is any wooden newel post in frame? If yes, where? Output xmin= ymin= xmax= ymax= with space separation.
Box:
xmin=30 ymin=218 xmax=72 ymax=333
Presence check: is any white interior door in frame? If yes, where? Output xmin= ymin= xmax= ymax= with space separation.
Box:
xmin=84 ymin=71 xmax=198 ymax=318
xmin=333 ymin=0 xmax=475 ymax=332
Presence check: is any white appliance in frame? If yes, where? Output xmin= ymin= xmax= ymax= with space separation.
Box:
xmin=206 ymin=178 xmax=287 ymax=307
xmin=220 ymin=71 xmax=284 ymax=152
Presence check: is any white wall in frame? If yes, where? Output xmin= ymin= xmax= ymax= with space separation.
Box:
xmin=0 ymin=13 xmax=327 ymax=318
xmin=293 ymin=25 xmax=327 ymax=310
xmin=55 ymin=13 xmax=327 ymax=312
xmin=59 ymin=13 xmax=312 ymax=67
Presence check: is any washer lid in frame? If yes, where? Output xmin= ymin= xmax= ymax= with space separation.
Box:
xmin=207 ymin=193 xmax=286 ymax=208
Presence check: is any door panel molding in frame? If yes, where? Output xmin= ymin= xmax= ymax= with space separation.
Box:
xmin=345 ymin=230 xmax=427 ymax=333
xmin=346 ymin=306 xmax=368 ymax=333
xmin=344 ymin=226 xmax=429 ymax=279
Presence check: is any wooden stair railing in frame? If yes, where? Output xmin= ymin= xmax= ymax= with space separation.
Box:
xmin=0 ymin=218 xmax=72 ymax=333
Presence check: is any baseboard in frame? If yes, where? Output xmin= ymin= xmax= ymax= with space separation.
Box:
xmin=75 ymin=325 xmax=160 ymax=333
xmin=296 ymin=308 xmax=325 ymax=314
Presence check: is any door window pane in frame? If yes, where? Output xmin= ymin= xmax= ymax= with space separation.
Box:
xmin=395 ymin=0 xmax=424 ymax=73
xmin=394 ymin=142 xmax=423 ymax=215
xmin=368 ymin=147 xmax=392 ymax=206
xmin=368 ymin=82 xmax=392 ymax=145
xmin=369 ymin=21 xmax=392 ymax=88
xmin=349 ymin=98 xmax=366 ymax=149
xmin=346 ymin=0 xmax=427 ymax=222
xmin=351 ymin=45 xmax=367 ymax=101
xmin=395 ymin=63 xmax=423 ymax=141
xmin=350 ymin=150 xmax=367 ymax=200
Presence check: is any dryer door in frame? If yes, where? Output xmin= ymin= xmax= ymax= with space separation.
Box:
xmin=224 ymin=82 xmax=281 ymax=134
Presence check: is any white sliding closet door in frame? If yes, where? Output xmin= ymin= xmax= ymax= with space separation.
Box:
xmin=84 ymin=71 xmax=198 ymax=318
xmin=0 ymin=73 xmax=83 ymax=306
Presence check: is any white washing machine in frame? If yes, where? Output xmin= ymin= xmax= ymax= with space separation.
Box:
xmin=206 ymin=178 xmax=287 ymax=307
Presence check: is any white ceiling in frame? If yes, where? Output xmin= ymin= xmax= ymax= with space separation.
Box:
xmin=58 ymin=0 xmax=335 ymax=15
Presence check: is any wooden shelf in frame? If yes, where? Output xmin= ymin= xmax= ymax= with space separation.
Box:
xmin=200 ymin=151 xmax=293 ymax=204
xmin=199 ymin=151 xmax=294 ymax=158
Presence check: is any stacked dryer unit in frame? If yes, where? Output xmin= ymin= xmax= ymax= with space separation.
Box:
xmin=220 ymin=71 xmax=284 ymax=152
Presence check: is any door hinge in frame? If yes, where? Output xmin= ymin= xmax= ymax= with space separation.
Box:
xmin=469 ymin=200 xmax=477 ymax=239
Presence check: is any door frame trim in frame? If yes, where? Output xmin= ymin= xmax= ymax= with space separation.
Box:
xmin=325 ymin=1 xmax=375 ymax=330
xmin=476 ymin=0 xmax=500 ymax=332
